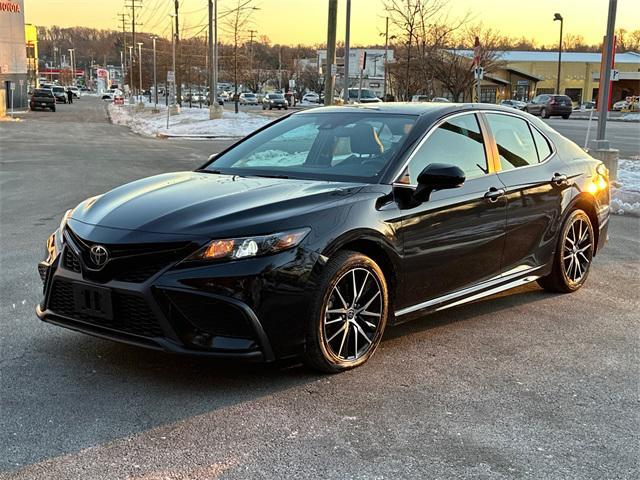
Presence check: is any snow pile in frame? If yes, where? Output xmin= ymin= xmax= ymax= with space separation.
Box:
xmin=108 ymin=103 xmax=270 ymax=138
xmin=621 ymin=113 xmax=640 ymax=122
xmin=611 ymin=159 xmax=640 ymax=216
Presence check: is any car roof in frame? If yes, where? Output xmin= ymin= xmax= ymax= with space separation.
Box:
xmin=294 ymin=102 xmax=522 ymax=116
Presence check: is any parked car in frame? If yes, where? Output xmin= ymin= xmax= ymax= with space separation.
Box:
xmin=411 ymin=95 xmax=430 ymax=102
xmin=342 ymin=88 xmax=382 ymax=104
xmin=262 ymin=92 xmax=289 ymax=110
xmin=525 ymin=94 xmax=572 ymax=119
xmin=430 ymin=97 xmax=450 ymax=103
xmin=29 ymin=88 xmax=56 ymax=112
xmin=239 ymin=92 xmax=259 ymax=105
xmin=51 ymin=86 xmax=68 ymax=104
xmin=101 ymin=88 xmax=123 ymax=101
xmin=302 ymin=92 xmax=320 ymax=103
xmin=612 ymin=100 xmax=629 ymax=111
xmin=37 ymin=103 xmax=610 ymax=372
xmin=574 ymin=101 xmax=596 ymax=111
xmin=500 ymin=99 xmax=527 ymax=110
xmin=68 ymin=86 xmax=81 ymax=99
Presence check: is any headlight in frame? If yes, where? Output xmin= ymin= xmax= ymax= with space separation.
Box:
xmin=186 ymin=228 xmax=310 ymax=263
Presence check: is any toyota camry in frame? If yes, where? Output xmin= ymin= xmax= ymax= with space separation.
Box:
xmin=37 ymin=103 xmax=610 ymax=372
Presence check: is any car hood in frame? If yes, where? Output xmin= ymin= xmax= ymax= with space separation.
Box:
xmin=70 ymin=171 xmax=363 ymax=237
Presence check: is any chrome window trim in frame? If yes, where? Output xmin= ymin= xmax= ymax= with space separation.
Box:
xmin=390 ymin=109 xmax=557 ymax=184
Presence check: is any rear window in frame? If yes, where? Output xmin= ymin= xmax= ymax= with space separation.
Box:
xmin=34 ymin=89 xmax=53 ymax=97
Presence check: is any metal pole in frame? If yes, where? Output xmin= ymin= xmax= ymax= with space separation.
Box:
xmin=343 ymin=0 xmax=351 ymax=104
xmin=556 ymin=18 xmax=563 ymax=94
xmin=383 ymin=16 xmax=389 ymax=101
xmin=324 ymin=0 xmax=338 ymax=106
xmin=208 ymin=0 xmax=214 ymax=107
xmin=153 ymin=37 xmax=157 ymax=108
xmin=137 ymin=42 xmax=143 ymax=104
xmin=596 ymin=0 xmax=617 ymax=143
xmin=213 ymin=0 xmax=218 ymax=106
xmin=128 ymin=46 xmax=134 ymax=102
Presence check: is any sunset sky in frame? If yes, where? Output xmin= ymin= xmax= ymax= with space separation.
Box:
xmin=25 ymin=0 xmax=640 ymax=47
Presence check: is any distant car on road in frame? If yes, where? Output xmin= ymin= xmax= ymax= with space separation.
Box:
xmin=51 ymin=86 xmax=68 ymax=104
xmin=500 ymin=99 xmax=527 ymax=110
xmin=430 ymin=97 xmax=450 ymax=103
xmin=101 ymin=88 xmax=123 ymax=101
xmin=239 ymin=93 xmax=259 ymax=105
xmin=574 ymin=101 xmax=596 ymax=111
xmin=411 ymin=95 xmax=430 ymax=102
xmin=262 ymin=93 xmax=289 ymax=110
xmin=29 ymin=88 xmax=56 ymax=112
xmin=342 ymin=88 xmax=382 ymax=104
xmin=302 ymin=92 xmax=320 ymax=104
xmin=525 ymin=94 xmax=572 ymax=119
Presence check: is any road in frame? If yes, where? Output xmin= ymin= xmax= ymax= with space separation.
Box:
xmin=1 ymin=98 xmax=639 ymax=479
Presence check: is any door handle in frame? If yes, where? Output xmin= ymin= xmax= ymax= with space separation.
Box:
xmin=551 ymin=173 xmax=568 ymax=186
xmin=484 ymin=187 xmax=505 ymax=203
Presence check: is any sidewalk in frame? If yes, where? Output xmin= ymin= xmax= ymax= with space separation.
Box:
xmin=570 ymin=111 xmax=639 ymax=122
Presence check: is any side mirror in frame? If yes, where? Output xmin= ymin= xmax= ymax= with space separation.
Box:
xmin=414 ymin=163 xmax=465 ymax=202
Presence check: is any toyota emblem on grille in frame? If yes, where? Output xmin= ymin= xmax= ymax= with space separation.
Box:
xmin=89 ymin=245 xmax=109 ymax=267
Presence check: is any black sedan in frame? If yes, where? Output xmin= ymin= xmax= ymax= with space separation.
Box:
xmin=262 ymin=93 xmax=289 ymax=110
xmin=37 ymin=104 xmax=610 ymax=372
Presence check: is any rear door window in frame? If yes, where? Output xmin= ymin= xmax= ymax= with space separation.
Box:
xmin=485 ymin=113 xmax=538 ymax=170
xmin=531 ymin=127 xmax=552 ymax=162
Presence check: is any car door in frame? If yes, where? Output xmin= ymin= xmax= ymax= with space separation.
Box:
xmin=395 ymin=112 xmax=507 ymax=308
xmin=482 ymin=112 xmax=566 ymax=275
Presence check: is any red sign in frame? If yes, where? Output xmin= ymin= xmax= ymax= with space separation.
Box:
xmin=0 ymin=1 xmax=21 ymax=13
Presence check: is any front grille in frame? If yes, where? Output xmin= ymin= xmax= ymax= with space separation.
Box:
xmin=64 ymin=227 xmax=197 ymax=283
xmin=63 ymin=248 xmax=81 ymax=273
xmin=48 ymin=279 xmax=164 ymax=338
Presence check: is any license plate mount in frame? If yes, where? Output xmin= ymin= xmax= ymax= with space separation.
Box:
xmin=72 ymin=283 xmax=113 ymax=320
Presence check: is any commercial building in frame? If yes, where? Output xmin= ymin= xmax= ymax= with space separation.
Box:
xmin=0 ymin=0 xmax=28 ymax=110
xmin=457 ymin=50 xmax=640 ymax=106
xmin=317 ymin=48 xmax=394 ymax=98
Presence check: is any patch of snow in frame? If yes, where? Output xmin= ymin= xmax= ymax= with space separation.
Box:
xmin=108 ymin=102 xmax=270 ymax=138
xmin=621 ymin=113 xmax=640 ymax=121
xmin=611 ymin=159 xmax=640 ymax=216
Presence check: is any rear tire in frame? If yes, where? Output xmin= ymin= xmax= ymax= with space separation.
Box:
xmin=538 ymin=209 xmax=594 ymax=293
xmin=304 ymin=250 xmax=389 ymax=373
xmin=562 ymin=114 xmax=570 ymax=119
xmin=51 ymin=106 xmax=56 ymax=112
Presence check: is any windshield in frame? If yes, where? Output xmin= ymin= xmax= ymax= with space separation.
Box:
xmin=52 ymin=87 xmax=64 ymax=92
xmin=34 ymin=89 xmax=53 ymax=97
xmin=205 ymin=113 xmax=417 ymax=183
xmin=268 ymin=94 xmax=284 ymax=99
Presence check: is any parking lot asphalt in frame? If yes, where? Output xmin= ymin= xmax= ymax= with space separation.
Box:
xmin=0 ymin=98 xmax=638 ymax=479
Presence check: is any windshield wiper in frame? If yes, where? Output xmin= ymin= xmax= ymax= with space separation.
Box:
xmin=250 ymin=173 xmax=290 ymax=179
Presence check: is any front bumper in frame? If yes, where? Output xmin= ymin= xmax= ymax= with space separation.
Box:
xmin=37 ymin=236 xmax=320 ymax=362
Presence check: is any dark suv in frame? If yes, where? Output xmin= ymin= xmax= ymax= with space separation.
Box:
xmin=525 ymin=94 xmax=572 ymax=119
xmin=29 ymin=89 xmax=56 ymax=112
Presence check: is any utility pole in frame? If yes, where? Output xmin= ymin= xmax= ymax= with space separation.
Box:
xmin=118 ymin=13 xmax=128 ymax=89
xmin=383 ymin=16 xmax=389 ymax=101
xmin=343 ymin=0 xmax=351 ymax=104
xmin=324 ymin=0 xmax=338 ymax=106
xmin=591 ymin=0 xmax=619 ymax=180
xmin=208 ymin=0 xmax=222 ymax=118
xmin=278 ymin=47 xmax=282 ymax=91
xmin=128 ymin=45 xmax=134 ymax=102
xmin=125 ymin=0 xmax=143 ymax=96
xmin=174 ymin=0 xmax=181 ymax=106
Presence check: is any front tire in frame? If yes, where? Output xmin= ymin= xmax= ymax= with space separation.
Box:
xmin=304 ymin=251 xmax=389 ymax=373
xmin=538 ymin=209 xmax=594 ymax=293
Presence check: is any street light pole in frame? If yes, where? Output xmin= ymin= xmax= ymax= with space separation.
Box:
xmin=152 ymin=37 xmax=158 ymax=110
xmin=343 ymin=0 xmax=351 ymax=104
xmin=137 ymin=42 xmax=143 ymax=105
xmin=208 ymin=0 xmax=222 ymax=118
xmin=128 ymin=45 xmax=134 ymax=102
xmin=383 ymin=16 xmax=389 ymax=101
xmin=553 ymin=13 xmax=563 ymax=95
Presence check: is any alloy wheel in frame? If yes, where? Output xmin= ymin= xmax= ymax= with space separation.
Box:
xmin=323 ymin=268 xmax=383 ymax=361
xmin=563 ymin=216 xmax=593 ymax=284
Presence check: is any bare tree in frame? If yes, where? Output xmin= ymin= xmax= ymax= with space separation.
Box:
xmin=222 ymin=0 xmax=257 ymax=107
xmin=429 ymin=25 xmax=504 ymax=102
